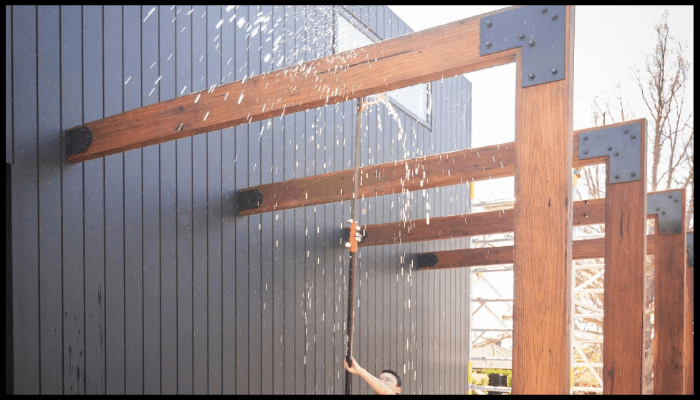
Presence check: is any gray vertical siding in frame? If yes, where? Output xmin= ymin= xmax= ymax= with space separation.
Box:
xmin=9 ymin=5 xmax=472 ymax=394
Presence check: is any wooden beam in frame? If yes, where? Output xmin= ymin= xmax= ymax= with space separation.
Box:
xmin=684 ymin=232 xmax=694 ymax=394
xmin=594 ymin=120 xmax=647 ymax=395
xmin=416 ymin=235 xmax=658 ymax=269
xmin=359 ymin=198 xmax=605 ymax=247
xmin=64 ymin=7 xmax=521 ymax=163
xmin=653 ymin=189 xmax=687 ymax=395
xmin=237 ymin=118 xmax=643 ymax=216
xmin=511 ymin=6 xmax=574 ymax=394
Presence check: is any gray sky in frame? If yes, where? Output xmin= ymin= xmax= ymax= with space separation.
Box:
xmin=389 ymin=5 xmax=694 ymax=202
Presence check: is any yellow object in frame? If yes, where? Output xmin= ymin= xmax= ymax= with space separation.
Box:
xmin=572 ymin=169 xmax=581 ymax=188
xmin=469 ymin=182 xmax=475 ymax=199
xmin=570 ymin=366 xmax=573 ymax=390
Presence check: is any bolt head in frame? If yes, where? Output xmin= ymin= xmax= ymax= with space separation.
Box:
xmin=607 ymin=146 xmax=612 ymax=151
xmin=551 ymin=14 xmax=558 ymax=21
xmin=527 ymin=73 xmax=535 ymax=81
xmin=583 ymin=150 xmax=588 ymax=155
xmin=518 ymin=33 xmax=525 ymax=41
xmin=631 ymin=134 xmax=636 ymax=139
xmin=583 ymin=136 xmax=588 ymax=140
xmin=662 ymin=211 xmax=666 ymax=215
xmin=623 ymin=129 xmax=629 ymax=134
xmin=662 ymin=228 xmax=666 ymax=232
xmin=614 ymin=174 xmax=619 ymax=179
xmin=486 ymin=20 xmax=492 ymax=28
xmin=674 ymin=199 xmax=679 ymax=203
xmin=631 ymin=172 xmax=636 ymax=177
xmin=541 ymin=6 xmax=548 ymax=13
xmin=614 ymin=152 xmax=619 ymax=156
xmin=551 ymin=68 xmax=558 ymax=75
xmin=656 ymin=207 xmax=660 ymax=211
xmin=485 ymin=41 xmax=492 ymax=48
xmin=528 ymin=40 xmax=535 ymax=47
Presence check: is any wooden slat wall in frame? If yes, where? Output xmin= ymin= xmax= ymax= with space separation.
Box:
xmin=9 ymin=5 xmax=471 ymax=394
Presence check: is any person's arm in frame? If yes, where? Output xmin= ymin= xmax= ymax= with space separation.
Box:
xmin=343 ymin=356 xmax=396 ymax=395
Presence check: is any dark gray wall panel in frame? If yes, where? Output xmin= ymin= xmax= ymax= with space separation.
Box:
xmin=5 ymin=6 xmax=12 ymax=164
xmin=10 ymin=5 xmax=472 ymax=395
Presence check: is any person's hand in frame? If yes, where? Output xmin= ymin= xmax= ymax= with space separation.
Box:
xmin=343 ymin=356 xmax=362 ymax=375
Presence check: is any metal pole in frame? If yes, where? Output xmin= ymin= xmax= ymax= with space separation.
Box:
xmin=345 ymin=97 xmax=363 ymax=395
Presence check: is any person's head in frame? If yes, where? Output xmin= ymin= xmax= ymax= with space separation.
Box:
xmin=378 ymin=369 xmax=402 ymax=394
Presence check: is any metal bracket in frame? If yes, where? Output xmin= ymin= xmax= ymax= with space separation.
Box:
xmin=687 ymin=232 xmax=693 ymax=267
xmin=64 ymin=126 xmax=93 ymax=162
xmin=480 ymin=5 xmax=566 ymax=88
xmin=237 ymin=189 xmax=264 ymax=212
xmin=647 ymin=190 xmax=684 ymax=236
xmin=578 ymin=123 xmax=642 ymax=184
xmin=417 ymin=253 xmax=438 ymax=269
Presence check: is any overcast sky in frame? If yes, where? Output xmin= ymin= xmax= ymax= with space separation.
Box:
xmin=389 ymin=5 xmax=694 ymax=202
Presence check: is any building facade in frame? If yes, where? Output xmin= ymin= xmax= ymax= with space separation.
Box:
xmin=7 ymin=5 xmax=472 ymax=394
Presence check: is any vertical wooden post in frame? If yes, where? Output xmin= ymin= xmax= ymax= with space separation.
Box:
xmin=684 ymin=233 xmax=694 ymax=394
xmin=598 ymin=122 xmax=647 ymax=394
xmin=652 ymin=189 xmax=687 ymax=394
xmin=511 ymin=6 xmax=574 ymax=395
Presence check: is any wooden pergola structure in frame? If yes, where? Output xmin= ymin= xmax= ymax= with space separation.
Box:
xmin=63 ymin=6 xmax=692 ymax=394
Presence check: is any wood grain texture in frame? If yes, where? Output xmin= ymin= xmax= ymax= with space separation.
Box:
xmin=653 ymin=189 xmax=687 ymax=395
xmin=598 ymin=119 xmax=647 ymax=394
xmin=684 ymin=261 xmax=694 ymax=394
xmin=511 ymin=5 xmax=574 ymax=394
xmin=238 ymin=119 xmax=642 ymax=216
xmin=360 ymin=198 xmax=605 ymax=247
xmin=417 ymin=235 xmax=658 ymax=270
xmin=65 ymin=6 xmax=520 ymax=163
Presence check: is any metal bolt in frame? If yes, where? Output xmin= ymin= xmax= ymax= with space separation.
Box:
xmin=541 ymin=7 xmax=548 ymax=14
xmin=614 ymin=174 xmax=619 ymax=179
xmin=486 ymin=20 xmax=492 ymax=28
xmin=662 ymin=228 xmax=666 ymax=232
xmin=583 ymin=136 xmax=588 ymax=141
xmin=607 ymin=146 xmax=612 ymax=151
xmin=631 ymin=134 xmax=636 ymax=139
xmin=669 ymin=195 xmax=673 ymax=198
xmin=623 ymin=129 xmax=628 ymax=134
xmin=614 ymin=152 xmax=619 ymax=156
xmin=518 ymin=33 xmax=525 ymax=41
xmin=674 ymin=199 xmax=679 ymax=203
xmin=528 ymin=40 xmax=535 ymax=47
xmin=630 ymin=172 xmax=636 ymax=177
xmin=527 ymin=73 xmax=535 ymax=81
xmin=485 ymin=41 xmax=492 ymax=48
xmin=656 ymin=207 xmax=660 ymax=211
xmin=583 ymin=150 xmax=588 ymax=155
xmin=662 ymin=211 xmax=666 ymax=215
xmin=551 ymin=68 xmax=558 ymax=75
xmin=551 ymin=14 xmax=558 ymax=21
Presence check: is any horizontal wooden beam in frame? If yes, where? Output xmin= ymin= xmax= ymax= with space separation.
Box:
xmin=64 ymin=6 xmax=521 ymax=163
xmin=238 ymin=119 xmax=644 ymax=215
xmin=360 ymin=198 xmax=606 ymax=247
xmin=416 ymin=235 xmax=657 ymax=270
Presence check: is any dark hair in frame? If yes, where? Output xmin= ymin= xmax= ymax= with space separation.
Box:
xmin=380 ymin=369 xmax=402 ymax=388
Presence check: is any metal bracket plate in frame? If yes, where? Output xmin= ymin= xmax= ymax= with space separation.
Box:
xmin=578 ymin=123 xmax=642 ymax=184
xmin=237 ymin=189 xmax=264 ymax=212
xmin=417 ymin=253 xmax=438 ymax=269
xmin=687 ymin=232 xmax=694 ymax=267
xmin=64 ymin=126 xmax=93 ymax=162
xmin=480 ymin=5 xmax=566 ymax=88
xmin=647 ymin=190 xmax=684 ymax=236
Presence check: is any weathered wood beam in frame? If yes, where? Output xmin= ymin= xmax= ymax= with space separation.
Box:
xmin=684 ymin=231 xmax=694 ymax=394
xmin=416 ymin=234 xmax=658 ymax=269
xmin=594 ymin=120 xmax=647 ymax=395
xmin=359 ymin=198 xmax=605 ymax=247
xmin=237 ymin=117 xmax=643 ymax=216
xmin=511 ymin=6 xmax=574 ymax=394
xmin=63 ymin=6 xmax=521 ymax=163
xmin=651 ymin=189 xmax=688 ymax=395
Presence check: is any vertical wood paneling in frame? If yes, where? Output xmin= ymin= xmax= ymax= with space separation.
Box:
xmin=159 ymin=5 xmax=178 ymax=394
xmin=12 ymin=5 xmax=40 ymax=395
xmin=205 ymin=5 xmax=223 ymax=395
xmin=82 ymin=5 xmax=105 ymax=395
xmin=37 ymin=5 xmax=62 ymax=395
xmin=103 ymin=5 xmax=125 ymax=395
xmin=220 ymin=5 xmax=235 ymax=395
xmin=12 ymin=5 xmax=472 ymax=395
xmin=175 ymin=5 xmax=194 ymax=395
xmin=191 ymin=5 xmax=208 ymax=394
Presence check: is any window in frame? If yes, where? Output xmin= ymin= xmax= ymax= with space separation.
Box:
xmin=335 ymin=12 xmax=431 ymax=125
